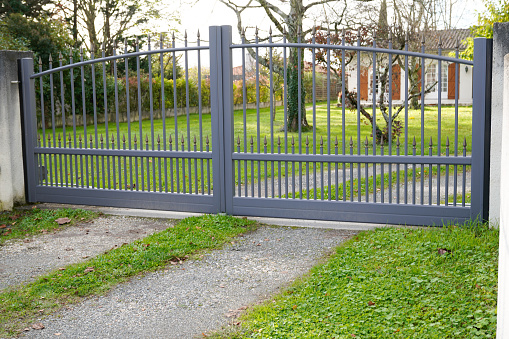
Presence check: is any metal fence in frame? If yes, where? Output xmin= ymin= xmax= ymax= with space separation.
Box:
xmin=19 ymin=25 xmax=492 ymax=225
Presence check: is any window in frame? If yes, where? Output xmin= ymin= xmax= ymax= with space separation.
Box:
xmin=425 ymin=63 xmax=448 ymax=93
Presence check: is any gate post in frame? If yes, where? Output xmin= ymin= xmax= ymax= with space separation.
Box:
xmin=209 ymin=26 xmax=234 ymax=214
xmin=471 ymin=37 xmax=493 ymax=222
xmin=19 ymin=58 xmax=39 ymax=203
xmin=220 ymin=26 xmax=235 ymax=215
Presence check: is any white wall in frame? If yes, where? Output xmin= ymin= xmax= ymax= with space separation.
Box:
xmin=497 ymin=53 xmax=509 ymax=338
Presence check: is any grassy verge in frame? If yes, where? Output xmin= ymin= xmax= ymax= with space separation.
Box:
xmin=0 ymin=207 xmax=97 ymax=245
xmin=0 ymin=214 xmax=256 ymax=337
xmin=226 ymin=223 xmax=498 ymax=338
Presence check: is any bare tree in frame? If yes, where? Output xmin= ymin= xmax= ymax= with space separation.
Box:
xmin=219 ymin=0 xmax=365 ymax=132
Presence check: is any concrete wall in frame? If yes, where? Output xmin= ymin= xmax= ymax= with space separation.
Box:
xmin=0 ymin=50 xmax=32 ymax=210
xmin=497 ymin=53 xmax=509 ymax=338
xmin=489 ymin=23 xmax=509 ymax=225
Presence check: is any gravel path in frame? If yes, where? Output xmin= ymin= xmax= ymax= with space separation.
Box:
xmin=0 ymin=216 xmax=176 ymax=291
xmin=21 ymin=226 xmax=355 ymax=339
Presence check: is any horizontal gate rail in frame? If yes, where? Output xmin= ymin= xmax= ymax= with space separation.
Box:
xmin=34 ymin=148 xmax=213 ymax=159
xmin=231 ymin=153 xmax=472 ymax=165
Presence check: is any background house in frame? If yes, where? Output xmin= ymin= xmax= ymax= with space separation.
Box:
xmin=346 ymin=28 xmax=472 ymax=106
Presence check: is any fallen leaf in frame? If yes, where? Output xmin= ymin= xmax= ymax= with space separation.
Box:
xmin=368 ymin=301 xmax=375 ymax=306
xmin=55 ymin=217 xmax=71 ymax=225
xmin=437 ymin=248 xmax=452 ymax=255
xmin=54 ymin=333 xmax=62 ymax=336
xmin=292 ymin=305 xmax=297 ymax=310
xmin=82 ymin=255 xmax=89 ymax=259
xmin=0 ymin=224 xmax=6 ymax=229
xmin=32 ymin=323 xmax=45 ymax=330
xmin=59 ymin=268 xmax=66 ymax=271
xmin=83 ymin=267 xmax=95 ymax=274
xmin=23 ymin=328 xmax=31 ymax=332
xmin=3 ymin=229 xmax=12 ymax=235
xmin=476 ymin=284 xmax=481 ymax=289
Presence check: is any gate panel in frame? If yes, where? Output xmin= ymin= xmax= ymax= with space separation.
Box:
xmin=20 ymin=36 xmax=220 ymax=213
xmin=227 ymin=27 xmax=489 ymax=226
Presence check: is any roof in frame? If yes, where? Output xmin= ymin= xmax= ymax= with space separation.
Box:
xmin=422 ymin=28 xmax=471 ymax=51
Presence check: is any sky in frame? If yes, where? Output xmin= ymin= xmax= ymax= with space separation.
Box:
xmin=176 ymin=0 xmax=486 ymax=66
xmin=179 ymin=0 xmax=486 ymax=43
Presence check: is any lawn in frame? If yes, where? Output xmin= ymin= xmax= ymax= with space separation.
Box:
xmin=222 ymin=223 xmax=498 ymax=338
xmin=36 ymin=103 xmax=472 ymax=195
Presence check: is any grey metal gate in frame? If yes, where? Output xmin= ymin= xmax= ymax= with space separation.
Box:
xmin=20 ymin=25 xmax=492 ymax=226
xmin=20 ymin=32 xmax=221 ymax=213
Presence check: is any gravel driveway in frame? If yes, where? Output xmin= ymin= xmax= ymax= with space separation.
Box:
xmin=18 ymin=224 xmax=355 ymax=339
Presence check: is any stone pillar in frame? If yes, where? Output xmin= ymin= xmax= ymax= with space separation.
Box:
xmin=489 ymin=23 xmax=509 ymax=225
xmin=497 ymin=53 xmax=509 ymax=338
xmin=0 ymin=50 xmax=33 ymax=210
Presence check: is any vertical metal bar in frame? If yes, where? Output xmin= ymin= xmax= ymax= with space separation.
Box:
xmin=364 ymin=137 xmax=369 ymax=202
xmin=341 ymin=30 xmax=346 ymax=202
xmin=335 ymin=137 xmax=339 ymax=201
xmin=404 ymin=35 xmax=409 ymax=204
xmin=463 ymin=138 xmax=467 ymax=207
xmin=197 ymin=32 xmax=204 ymax=195
xmin=371 ymin=32 xmax=377 ymax=203
xmin=298 ymin=31 xmax=302 ymax=198
xmin=471 ymin=37 xmax=492 ymax=221
xmin=251 ymin=137 xmax=254 ymax=197
xmin=183 ymin=34 xmax=192 ymax=192
xmin=312 ymin=29 xmax=317 ymax=201
xmin=264 ymin=137 xmax=268 ymax=198
xmin=242 ymin=33 xmax=248 ymax=197
xmin=91 ymin=50 xmax=99 ymax=189
xmin=168 ymin=135 xmax=173 ymax=192
xmin=113 ymin=44 xmax=120 ymax=189
xmin=70 ymin=51 xmax=78 ymax=187
xmin=160 ymin=35 xmax=167 ymax=192
xmin=420 ymin=39 xmax=425 ymax=205
xmin=429 ymin=138 xmax=433 ymax=205
xmin=269 ymin=29 xmax=275 ymax=198
xmin=350 ymin=137 xmax=353 ymax=201
xmin=255 ymin=29 xmax=261 ymax=198
xmin=357 ymin=29 xmax=362 ymax=202
xmin=158 ymin=135 xmax=162 ymax=192
xmin=101 ymin=47 xmax=110 ymax=190
xmin=148 ymin=37 xmax=156 ymax=192
xmin=396 ymin=137 xmax=400 ymax=203
xmin=454 ymin=45 xmax=459 ymax=206
xmin=381 ymin=137 xmax=384 ymax=203
xmin=237 ymin=137 xmax=241 ymax=197
xmin=125 ymin=42 xmax=133 ymax=191
xmin=38 ymin=59 xmax=47 ymax=187
xmin=437 ymin=37 xmax=442 ymax=205
xmin=194 ymin=136 xmax=198 ymax=194
xmin=49 ymin=56 xmax=57 ymax=186
xmin=445 ymin=137 xmax=449 ymax=206
xmin=412 ymin=137 xmax=416 ymax=204
xmin=172 ymin=34 xmax=179 ymax=193
xmin=206 ymin=136 xmax=211 ymax=195
xmin=20 ymin=58 xmax=38 ymax=201
xmin=283 ymin=32 xmax=288 ymax=197
xmin=136 ymin=39 xmax=144 ymax=191
xmin=388 ymin=37 xmax=393 ymax=203
xmin=58 ymin=53 xmax=68 ymax=187
xmin=80 ymin=49 xmax=88 ymax=188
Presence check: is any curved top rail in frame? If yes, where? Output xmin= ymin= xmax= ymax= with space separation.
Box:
xmin=31 ymin=45 xmax=210 ymax=79
xmin=232 ymin=42 xmax=473 ymax=65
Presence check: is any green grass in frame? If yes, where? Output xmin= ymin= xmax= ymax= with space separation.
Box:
xmin=0 ymin=214 xmax=256 ymax=337
xmin=37 ymin=104 xmax=472 ymax=192
xmin=224 ymin=223 xmax=498 ymax=338
xmin=0 ymin=207 xmax=97 ymax=245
